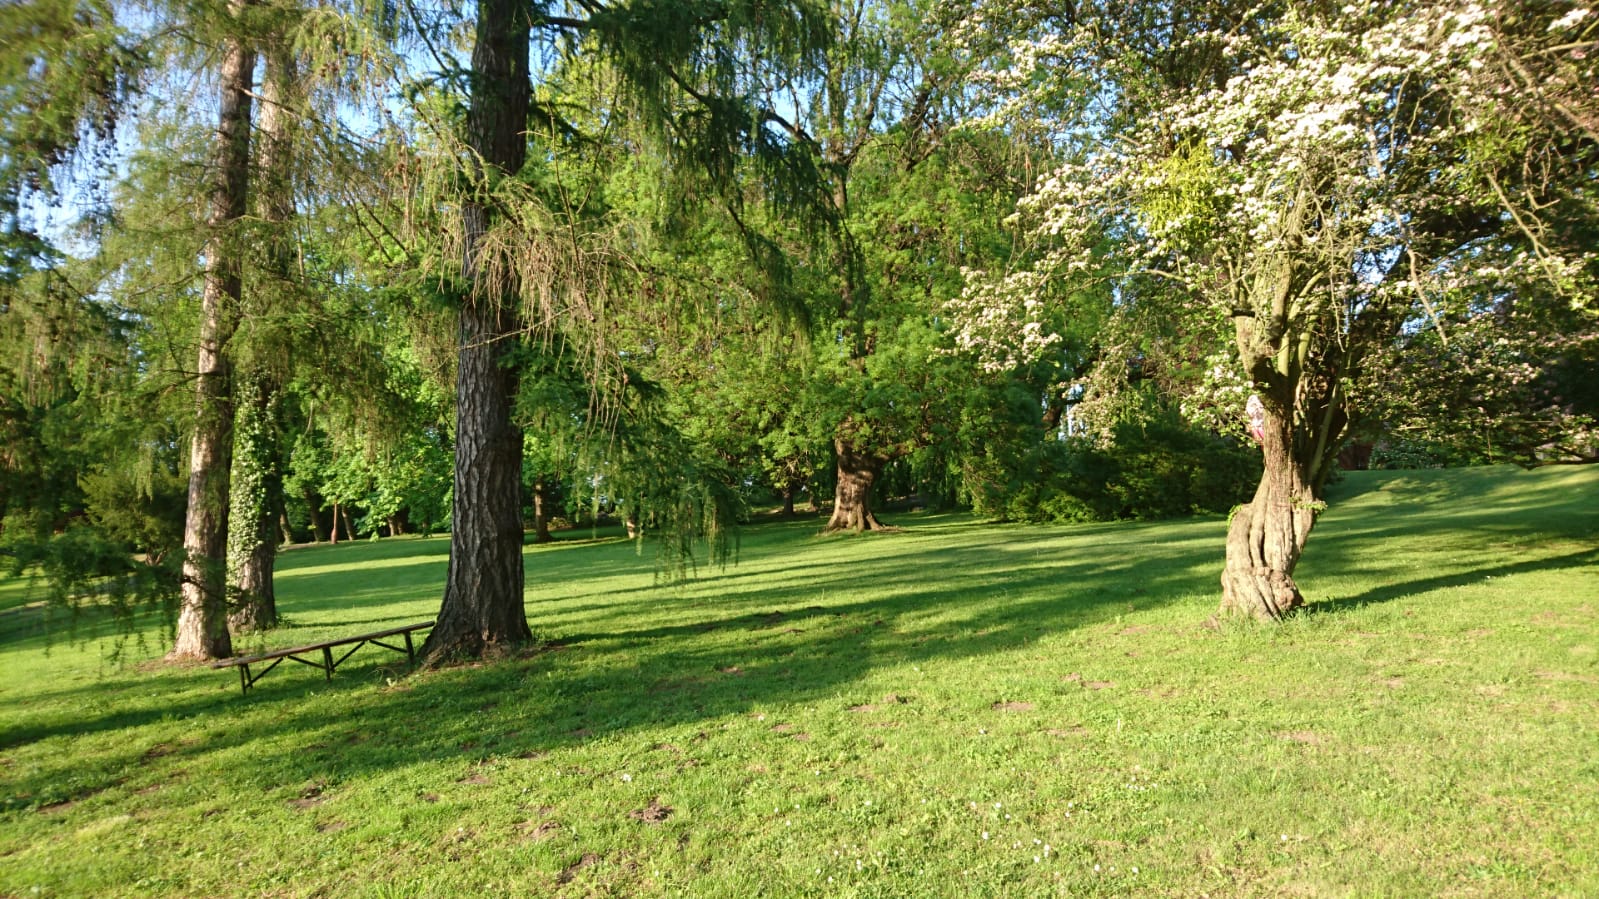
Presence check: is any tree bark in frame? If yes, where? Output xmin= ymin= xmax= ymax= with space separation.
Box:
xmin=225 ymin=49 xmax=296 ymax=634
xmin=531 ymin=477 xmax=553 ymax=543
xmin=824 ymin=438 xmax=887 ymax=532
xmin=418 ymin=0 xmax=532 ymax=665
xmin=170 ymin=21 xmax=255 ymax=662
xmin=1219 ymin=397 xmax=1319 ymax=620
xmin=226 ymin=373 xmax=281 ymax=632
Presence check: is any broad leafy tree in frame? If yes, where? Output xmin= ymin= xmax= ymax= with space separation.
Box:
xmin=951 ymin=0 xmax=1598 ymax=619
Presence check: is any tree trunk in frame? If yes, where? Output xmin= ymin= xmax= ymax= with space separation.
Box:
xmin=226 ymin=373 xmax=281 ymax=632
xmin=780 ymin=486 xmax=796 ymax=518
xmin=329 ymin=503 xmax=340 ymax=544
xmin=302 ymin=488 xmax=327 ymax=542
xmin=531 ymin=477 xmax=553 ymax=543
xmin=824 ymin=438 xmax=887 ymax=532
xmin=418 ymin=0 xmax=532 ymax=665
xmin=170 ymin=21 xmax=255 ymax=662
xmin=1219 ymin=400 xmax=1319 ymax=620
xmin=225 ymin=50 xmax=296 ymax=635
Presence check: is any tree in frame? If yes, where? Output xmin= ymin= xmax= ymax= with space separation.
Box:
xmin=407 ymin=1 xmax=834 ymax=663
xmin=952 ymin=0 xmax=1597 ymax=619
xmin=168 ymin=0 xmax=257 ymax=661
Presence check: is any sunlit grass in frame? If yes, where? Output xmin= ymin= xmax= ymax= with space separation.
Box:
xmin=1 ymin=465 xmax=1596 ymax=896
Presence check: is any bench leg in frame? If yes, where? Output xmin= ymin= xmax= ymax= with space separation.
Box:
xmin=405 ymin=630 xmax=415 ymax=666
xmin=239 ymin=664 xmax=249 ymax=695
xmin=322 ymin=646 xmax=334 ymax=681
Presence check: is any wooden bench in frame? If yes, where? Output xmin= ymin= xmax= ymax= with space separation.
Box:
xmin=211 ymin=621 xmax=434 ymax=694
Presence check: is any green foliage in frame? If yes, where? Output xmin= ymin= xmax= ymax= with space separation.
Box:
xmin=994 ymin=416 xmax=1260 ymax=524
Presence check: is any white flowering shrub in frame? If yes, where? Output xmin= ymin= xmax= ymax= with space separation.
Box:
xmin=949 ymin=0 xmax=1597 ymax=479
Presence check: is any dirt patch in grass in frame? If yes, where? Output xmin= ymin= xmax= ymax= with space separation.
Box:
xmin=288 ymin=782 xmax=328 ymax=810
xmin=770 ymin=723 xmax=796 ymax=733
xmin=1086 ymin=681 xmax=1114 ymax=691
xmin=316 ymin=820 xmax=349 ymax=833
xmin=457 ymin=773 xmax=491 ymax=786
xmin=789 ymin=732 xmax=812 ymax=742
xmin=1277 ymin=731 xmax=1323 ymax=745
xmin=522 ymin=821 xmax=560 ymax=842
xmin=992 ymin=701 xmax=1034 ymax=712
xmin=557 ymin=852 xmax=600 ymax=884
xmin=628 ymin=799 xmax=673 ymax=824
xmin=1045 ymin=726 xmax=1088 ymax=738
xmin=851 ymin=694 xmax=908 ymax=712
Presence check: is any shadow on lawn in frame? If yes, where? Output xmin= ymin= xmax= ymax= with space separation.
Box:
xmin=9 ymin=470 xmax=1595 ymax=811
xmin=3 ymin=516 xmax=1216 ymax=807
xmin=1304 ymin=547 xmax=1599 ymax=615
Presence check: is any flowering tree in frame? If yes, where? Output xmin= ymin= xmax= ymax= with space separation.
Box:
xmin=951 ymin=0 xmax=1598 ymax=619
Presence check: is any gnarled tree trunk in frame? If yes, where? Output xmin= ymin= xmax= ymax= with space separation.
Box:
xmin=170 ymin=21 xmax=255 ymax=662
xmin=1219 ymin=398 xmax=1319 ymax=620
xmin=418 ymin=0 xmax=532 ymax=665
xmin=824 ymin=438 xmax=887 ymax=532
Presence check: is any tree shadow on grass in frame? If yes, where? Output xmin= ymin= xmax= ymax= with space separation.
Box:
xmin=1302 ymin=547 xmax=1599 ymax=616
xmin=2 ymin=516 xmax=1218 ymax=811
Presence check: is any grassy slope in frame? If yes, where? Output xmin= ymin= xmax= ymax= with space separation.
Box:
xmin=0 ymin=465 xmax=1595 ymax=897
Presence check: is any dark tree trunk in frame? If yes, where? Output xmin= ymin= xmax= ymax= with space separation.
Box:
xmin=531 ymin=477 xmax=553 ymax=543
xmin=170 ymin=21 xmax=255 ymax=662
xmin=780 ymin=486 xmax=796 ymax=518
xmin=1220 ymin=398 xmax=1319 ymax=620
xmin=227 ymin=373 xmax=281 ymax=633
xmin=279 ymin=511 xmax=293 ymax=545
xmin=418 ymin=0 xmax=532 ymax=665
xmin=824 ymin=438 xmax=887 ymax=532
xmin=302 ymin=488 xmax=327 ymax=542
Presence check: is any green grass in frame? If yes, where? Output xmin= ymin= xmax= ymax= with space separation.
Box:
xmin=2 ymin=465 xmax=1596 ymax=897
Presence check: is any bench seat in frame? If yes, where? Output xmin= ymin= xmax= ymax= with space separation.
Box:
xmin=211 ymin=621 xmax=434 ymax=694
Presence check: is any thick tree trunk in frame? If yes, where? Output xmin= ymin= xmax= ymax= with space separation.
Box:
xmin=531 ymin=477 xmax=553 ymax=543
xmin=170 ymin=23 xmax=255 ymax=662
xmin=1219 ymin=402 xmax=1319 ymax=620
xmin=824 ymin=438 xmax=887 ymax=532
xmin=421 ymin=297 xmax=530 ymax=661
xmin=780 ymin=486 xmax=796 ymax=518
xmin=418 ymin=0 xmax=532 ymax=665
xmin=329 ymin=503 xmax=340 ymax=544
xmin=225 ymin=52 xmax=295 ymax=635
xmin=226 ymin=373 xmax=281 ymax=632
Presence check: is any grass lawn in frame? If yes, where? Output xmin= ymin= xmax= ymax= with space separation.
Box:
xmin=1 ymin=465 xmax=1596 ymax=897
